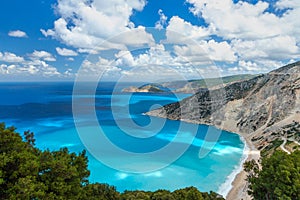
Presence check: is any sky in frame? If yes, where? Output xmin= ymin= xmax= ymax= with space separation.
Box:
xmin=0 ymin=0 xmax=299 ymax=82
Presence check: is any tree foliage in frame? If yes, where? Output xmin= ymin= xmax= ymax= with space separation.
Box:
xmin=120 ymin=188 xmax=223 ymax=200
xmin=0 ymin=122 xmax=90 ymax=199
xmin=0 ymin=123 xmax=224 ymax=199
xmin=245 ymin=150 xmax=300 ymax=200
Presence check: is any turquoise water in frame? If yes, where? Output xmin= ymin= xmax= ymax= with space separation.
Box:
xmin=0 ymin=82 xmax=244 ymax=195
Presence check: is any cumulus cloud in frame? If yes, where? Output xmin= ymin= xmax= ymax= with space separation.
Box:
xmin=0 ymin=61 xmax=60 ymax=77
xmin=0 ymin=51 xmax=63 ymax=79
xmin=238 ymin=60 xmax=259 ymax=72
xmin=78 ymin=44 xmax=223 ymax=82
xmin=275 ymin=0 xmax=300 ymax=9
xmin=173 ymin=40 xmax=237 ymax=63
xmin=232 ymin=36 xmax=299 ymax=61
xmin=228 ymin=59 xmax=286 ymax=74
xmin=0 ymin=52 xmax=25 ymax=63
xmin=56 ymin=47 xmax=78 ymax=56
xmin=31 ymin=0 xmax=300 ymax=79
xmin=41 ymin=0 xmax=154 ymax=52
xmin=30 ymin=50 xmax=56 ymax=62
xmin=8 ymin=30 xmax=28 ymax=38
xmin=114 ymin=44 xmax=185 ymax=68
xmin=77 ymin=57 xmax=122 ymax=81
xmin=183 ymin=0 xmax=300 ymax=74
xmin=155 ymin=9 xmax=168 ymax=30
xmin=166 ymin=16 xmax=211 ymax=44
xmin=186 ymin=0 xmax=286 ymax=40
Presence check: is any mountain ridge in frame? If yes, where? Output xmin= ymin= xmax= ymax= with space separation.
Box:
xmin=122 ymin=74 xmax=257 ymax=93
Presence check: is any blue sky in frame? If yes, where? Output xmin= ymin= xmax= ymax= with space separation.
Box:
xmin=0 ymin=0 xmax=299 ymax=81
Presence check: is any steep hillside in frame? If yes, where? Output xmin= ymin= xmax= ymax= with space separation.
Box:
xmin=147 ymin=61 xmax=300 ymax=153
xmin=122 ymin=74 xmax=257 ymax=93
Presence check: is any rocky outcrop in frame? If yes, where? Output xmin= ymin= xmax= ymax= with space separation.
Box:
xmin=147 ymin=61 xmax=300 ymax=153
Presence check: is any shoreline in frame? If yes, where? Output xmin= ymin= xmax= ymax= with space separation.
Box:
xmin=226 ymin=133 xmax=260 ymax=200
xmin=146 ymin=114 xmax=260 ymax=199
xmin=217 ymin=135 xmax=250 ymax=198
xmin=225 ymin=132 xmax=260 ymax=200
xmin=178 ymin=119 xmax=261 ymax=200
xmin=199 ymin=121 xmax=260 ymax=200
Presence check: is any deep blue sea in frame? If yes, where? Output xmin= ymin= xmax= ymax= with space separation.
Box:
xmin=0 ymin=82 xmax=245 ymax=196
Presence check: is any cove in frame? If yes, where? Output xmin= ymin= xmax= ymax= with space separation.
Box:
xmin=0 ymin=82 xmax=245 ymax=196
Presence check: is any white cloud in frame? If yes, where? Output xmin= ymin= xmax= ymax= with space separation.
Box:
xmin=238 ymin=60 xmax=259 ymax=71
xmin=109 ymin=26 xmax=155 ymax=47
xmin=41 ymin=0 xmax=154 ymax=52
xmin=155 ymin=9 xmax=168 ymax=30
xmin=30 ymin=50 xmax=56 ymax=62
xmin=182 ymin=0 xmax=300 ymax=75
xmin=115 ymin=50 xmax=135 ymax=67
xmin=174 ymin=40 xmax=237 ymax=63
xmin=275 ymin=0 xmax=300 ymax=9
xmin=203 ymin=40 xmax=237 ymax=62
xmin=56 ymin=47 xmax=78 ymax=56
xmin=0 ymin=52 xmax=25 ymax=63
xmin=232 ymin=35 xmax=299 ymax=60
xmin=0 ymin=51 xmax=69 ymax=79
xmin=187 ymin=0 xmax=286 ymax=40
xmin=78 ymin=57 xmax=122 ymax=81
xmin=0 ymin=62 xmax=60 ymax=77
xmin=114 ymin=44 xmax=185 ymax=68
xmin=78 ymin=44 xmax=224 ymax=82
xmin=166 ymin=16 xmax=211 ymax=44
xmin=21 ymin=0 xmax=299 ymax=79
xmin=8 ymin=30 xmax=28 ymax=38
xmin=0 ymin=64 xmax=9 ymax=74
xmin=227 ymin=59 xmax=286 ymax=74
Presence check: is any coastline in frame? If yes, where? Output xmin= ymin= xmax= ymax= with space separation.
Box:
xmin=201 ymin=124 xmax=260 ymax=199
xmin=147 ymin=114 xmax=260 ymax=200
xmin=225 ymin=133 xmax=260 ymax=200
xmin=217 ymin=135 xmax=250 ymax=198
xmin=200 ymin=121 xmax=260 ymax=200
xmin=172 ymin=118 xmax=261 ymax=199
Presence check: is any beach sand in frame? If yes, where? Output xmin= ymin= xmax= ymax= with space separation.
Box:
xmin=226 ymin=134 xmax=260 ymax=200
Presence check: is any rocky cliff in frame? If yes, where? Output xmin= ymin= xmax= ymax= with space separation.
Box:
xmin=147 ymin=61 xmax=300 ymax=153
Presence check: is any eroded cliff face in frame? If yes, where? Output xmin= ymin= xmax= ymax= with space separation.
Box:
xmin=147 ymin=62 xmax=300 ymax=152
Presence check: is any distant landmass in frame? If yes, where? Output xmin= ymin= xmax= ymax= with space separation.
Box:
xmin=122 ymin=74 xmax=257 ymax=93
xmin=122 ymin=84 xmax=168 ymax=93
xmin=147 ymin=61 xmax=300 ymax=155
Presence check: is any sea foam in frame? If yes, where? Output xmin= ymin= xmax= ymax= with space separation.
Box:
xmin=217 ymin=136 xmax=249 ymax=198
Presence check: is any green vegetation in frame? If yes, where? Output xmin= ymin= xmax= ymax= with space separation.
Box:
xmin=0 ymin=123 xmax=224 ymax=200
xmin=261 ymin=138 xmax=284 ymax=157
xmin=120 ymin=188 xmax=223 ymax=200
xmin=188 ymin=74 xmax=258 ymax=88
xmin=123 ymin=74 xmax=258 ymax=94
xmin=244 ymin=150 xmax=300 ymax=200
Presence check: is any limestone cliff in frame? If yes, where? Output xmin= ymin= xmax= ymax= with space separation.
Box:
xmin=147 ymin=61 xmax=300 ymax=153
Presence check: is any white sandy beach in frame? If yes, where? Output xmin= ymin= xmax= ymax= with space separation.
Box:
xmin=226 ymin=134 xmax=260 ymax=200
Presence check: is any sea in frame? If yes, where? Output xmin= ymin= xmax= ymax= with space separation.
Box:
xmin=0 ymin=82 xmax=246 ymax=196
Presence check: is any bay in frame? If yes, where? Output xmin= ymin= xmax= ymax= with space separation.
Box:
xmin=0 ymin=82 xmax=245 ymax=195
